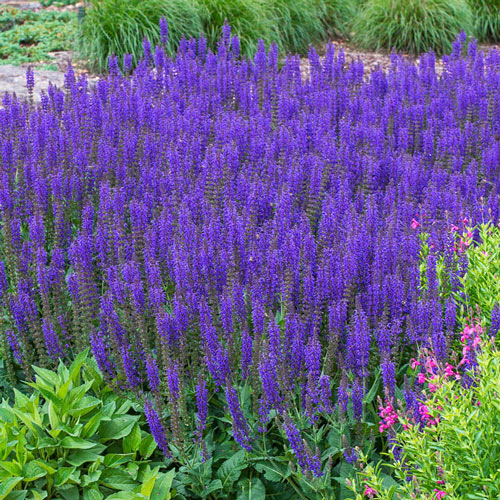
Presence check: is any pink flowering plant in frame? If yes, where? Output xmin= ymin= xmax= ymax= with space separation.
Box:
xmin=347 ymin=332 xmax=500 ymax=500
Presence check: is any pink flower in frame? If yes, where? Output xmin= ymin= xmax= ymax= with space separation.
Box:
xmin=434 ymin=489 xmax=446 ymax=499
xmin=437 ymin=480 xmax=445 ymax=485
xmin=364 ymin=486 xmax=377 ymax=497
xmin=410 ymin=358 xmax=421 ymax=370
xmin=428 ymin=382 xmax=438 ymax=393
xmin=417 ymin=373 xmax=426 ymax=384
xmin=411 ymin=218 xmax=420 ymax=229
xmin=451 ymin=224 xmax=459 ymax=232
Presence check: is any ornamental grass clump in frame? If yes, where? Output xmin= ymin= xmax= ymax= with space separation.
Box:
xmin=352 ymin=0 xmax=474 ymax=55
xmin=468 ymin=0 xmax=500 ymax=42
xmin=3 ymin=26 xmax=500 ymax=493
xmin=77 ymin=0 xmax=203 ymax=72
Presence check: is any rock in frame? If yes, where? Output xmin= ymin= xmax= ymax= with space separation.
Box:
xmin=0 ymin=64 xmax=66 ymax=101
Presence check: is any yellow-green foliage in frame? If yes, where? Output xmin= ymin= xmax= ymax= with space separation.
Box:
xmin=348 ymin=337 xmax=500 ymax=499
xmin=458 ymin=223 xmax=500 ymax=327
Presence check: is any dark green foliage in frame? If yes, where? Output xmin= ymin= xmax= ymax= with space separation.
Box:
xmin=267 ymin=0 xmax=327 ymax=55
xmin=0 ymin=350 xmax=176 ymax=499
xmin=352 ymin=0 xmax=474 ymax=55
xmin=0 ymin=7 xmax=77 ymax=65
xmin=323 ymin=0 xmax=362 ymax=39
xmin=197 ymin=0 xmax=274 ymax=58
xmin=468 ymin=0 xmax=500 ymax=41
xmin=77 ymin=0 xmax=203 ymax=72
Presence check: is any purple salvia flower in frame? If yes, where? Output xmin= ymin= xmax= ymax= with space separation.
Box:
xmin=146 ymin=354 xmax=160 ymax=393
xmin=160 ymin=17 xmax=168 ymax=46
xmin=42 ymin=319 xmax=63 ymax=360
xmin=144 ymin=399 xmax=169 ymax=456
xmin=5 ymin=329 xmax=22 ymax=364
xmin=225 ymin=383 xmax=252 ymax=450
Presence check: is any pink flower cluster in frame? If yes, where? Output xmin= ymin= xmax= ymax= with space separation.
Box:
xmin=458 ymin=323 xmax=482 ymax=367
xmin=378 ymin=402 xmax=399 ymax=433
xmin=364 ymin=485 xmax=377 ymax=498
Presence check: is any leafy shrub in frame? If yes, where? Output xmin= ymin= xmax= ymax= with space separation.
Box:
xmin=456 ymin=223 xmax=500 ymax=328
xmin=347 ymin=335 xmax=500 ymax=499
xmin=0 ymin=8 xmax=77 ymax=65
xmin=352 ymin=0 xmax=474 ymax=54
xmin=0 ymin=350 xmax=176 ymax=499
xmin=78 ymin=0 xmax=203 ymax=72
xmin=468 ymin=0 xmax=500 ymax=42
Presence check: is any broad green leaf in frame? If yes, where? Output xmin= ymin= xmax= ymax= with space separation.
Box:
xmin=138 ymin=435 xmax=157 ymax=459
xmin=47 ymin=401 xmax=60 ymax=431
xmin=60 ymin=437 xmax=97 ymax=450
xmin=140 ymin=470 xmax=157 ymax=497
xmin=31 ymin=367 xmax=60 ymax=388
xmin=216 ymin=449 xmax=246 ymax=489
xmin=66 ymin=450 xmax=102 ymax=467
xmin=200 ymin=479 xmax=223 ymax=498
xmin=22 ymin=461 xmax=47 ymax=482
xmin=254 ymin=462 xmax=283 ymax=482
xmin=0 ymin=461 xmax=22 ymax=476
xmin=67 ymin=397 xmax=101 ymax=419
xmin=16 ymin=433 xmax=27 ymax=467
xmin=150 ymin=470 xmax=175 ymax=499
xmin=99 ymin=469 xmax=137 ymax=491
xmin=0 ymin=478 xmax=23 ymax=499
xmin=123 ymin=424 xmax=141 ymax=454
xmin=236 ymin=478 xmax=266 ymax=500
xmin=57 ymin=485 xmax=80 ymax=500
xmin=54 ymin=467 xmax=77 ymax=487
xmin=82 ymin=412 xmax=103 ymax=439
xmin=99 ymin=415 xmax=138 ymax=441
xmin=103 ymin=453 xmax=135 ymax=468
xmin=69 ymin=349 xmax=90 ymax=384
xmin=82 ymin=489 xmax=104 ymax=500
xmin=4 ymin=491 xmax=28 ymax=500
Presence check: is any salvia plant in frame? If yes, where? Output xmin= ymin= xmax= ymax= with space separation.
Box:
xmin=2 ymin=22 xmax=500 ymax=496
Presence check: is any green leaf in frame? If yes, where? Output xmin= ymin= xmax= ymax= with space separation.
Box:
xmin=103 ymin=453 xmax=135 ymax=468
xmin=99 ymin=469 xmax=137 ymax=491
xmin=22 ymin=461 xmax=47 ymax=482
xmin=123 ymin=424 xmax=141 ymax=454
xmin=66 ymin=450 xmax=102 ymax=467
xmin=13 ymin=390 xmax=30 ymax=408
xmin=216 ymin=449 xmax=246 ymax=489
xmin=82 ymin=490 xmax=104 ymax=500
xmin=0 ymin=478 xmax=23 ymax=499
xmin=60 ymin=437 xmax=97 ymax=450
xmin=254 ymin=462 xmax=283 ymax=482
xmin=4 ymin=491 xmax=28 ymax=500
xmin=150 ymin=470 xmax=175 ymax=499
xmin=82 ymin=412 xmax=103 ymax=439
xmin=200 ymin=479 xmax=223 ymax=498
xmin=236 ymin=478 xmax=266 ymax=500
xmin=99 ymin=415 xmax=138 ymax=441
xmin=138 ymin=434 xmax=157 ymax=459
xmin=55 ymin=467 xmax=77 ymax=487
xmin=16 ymin=433 xmax=27 ymax=467
xmin=31 ymin=366 xmax=60 ymax=388
xmin=140 ymin=470 xmax=157 ymax=497
xmin=0 ymin=461 xmax=22 ymax=476
xmin=58 ymin=485 xmax=80 ymax=500
xmin=69 ymin=349 xmax=89 ymax=384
